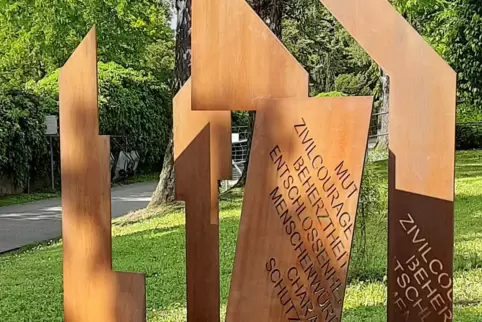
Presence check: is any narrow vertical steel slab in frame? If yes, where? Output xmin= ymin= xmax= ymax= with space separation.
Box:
xmin=59 ymin=27 xmax=145 ymax=322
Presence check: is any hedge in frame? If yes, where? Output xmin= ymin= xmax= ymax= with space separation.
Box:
xmin=0 ymin=62 xmax=171 ymax=192
xmin=456 ymin=123 xmax=482 ymax=150
xmin=0 ymin=90 xmax=48 ymax=188
xmin=32 ymin=61 xmax=171 ymax=169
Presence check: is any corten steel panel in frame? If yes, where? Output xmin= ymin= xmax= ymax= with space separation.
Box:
xmin=59 ymin=27 xmax=145 ymax=322
xmin=316 ymin=1 xmax=456 ymax=320
xmin=191 ymin=0 xmax=309 ymax=111
xmin=173 ymin=78 xmax=232 ymax=194
xmin=226 ymin=97 xmax=372 ymax=322
xmin=173 ymin=80 xmax=230 ymax=321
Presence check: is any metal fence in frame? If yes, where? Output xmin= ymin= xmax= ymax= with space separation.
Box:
xmin=231 ymin=126 xmax=249 ymax=181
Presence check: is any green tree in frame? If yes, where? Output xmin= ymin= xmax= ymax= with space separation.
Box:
xmin=149 ymin=0 xmax=192 ymax=206
xmin=0 ymin=0 xmax=174 ymax=87
xmin=442 ymin=0 xmax=482 ymax=109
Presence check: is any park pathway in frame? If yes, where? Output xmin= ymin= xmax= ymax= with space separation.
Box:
xmin=0 ymin=181 xmax=156 ymax=253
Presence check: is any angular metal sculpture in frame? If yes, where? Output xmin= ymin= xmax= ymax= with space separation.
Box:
xmin=173 ymin=79 xmax=231 ymax=321
xmin=315 ymin=1 xmax=456 ymax=320
xmin=59 ymin=27 xmax=145 ymax=322
xmin=226 ymin=97 xmax=372 ymax=321
xmin=56 ymin=0 xmax=455 ymax=321
xmin=191 ymin=0 xmax=308 ymax=111
xmin=187 ymin=0 xmax=377 ymax=321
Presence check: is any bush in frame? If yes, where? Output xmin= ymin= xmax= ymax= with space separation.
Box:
xmin=456 ymin=123 xmax=482 ymax=150
xmin=31 ymin=61 xmax=171 ymax=169
xmin=315 ymin=91 xmax=346 ymax=97
xmin=457 ymin=104 xmax=482 ymax=123
xmin=0 ymin=90 xmax=48 ymax=188
xmin=232 ymin=111 xmax=250 ymax=127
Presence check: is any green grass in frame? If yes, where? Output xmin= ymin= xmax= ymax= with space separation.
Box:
xmin=0 ymin=152 xmax=481 ymax=321
xmin=0 ymin=172 xmax=158 ymax=208
xmin=112 ymin=172 xmax=159 ymax=186
xmin=0 ymin=192 xmax=60 ymax=207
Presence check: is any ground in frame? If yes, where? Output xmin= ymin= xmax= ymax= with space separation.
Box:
xmin=0 ymin=172 xmax=158 ymax=208
xmin=0 ymin=192 xmax=60 ymax=207
xmin=0 ymin=151 xmax=480 ymax=321
xmin=0 ymin=181 xmax=156 ymax=253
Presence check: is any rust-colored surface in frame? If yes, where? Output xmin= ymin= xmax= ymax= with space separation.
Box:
xmin=317 ymin=1 xmax=456 ymax=320
xmin=191 ymin=0 xmax=308 ymax=111
xmin=59 ymin=27 xmax=145 ymax=322
xmin=173 ymin=79 xmax=230 ymax=321
xmin=226 ymin=97 xmax=372 ymax=322
xmin=173 ymin=78 xmax=232 ymax=200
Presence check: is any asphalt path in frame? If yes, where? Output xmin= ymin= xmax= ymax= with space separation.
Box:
xmin=0 ymin=181 xmax=156 ymax=253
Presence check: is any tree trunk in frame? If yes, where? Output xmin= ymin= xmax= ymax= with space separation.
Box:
xmin=377 ymin=68 xmax=389 ymax=148
xmin=235 ymin=0 xmax=283 ymax=187
xmin=148 ymin=0 xmax=192 ymax=207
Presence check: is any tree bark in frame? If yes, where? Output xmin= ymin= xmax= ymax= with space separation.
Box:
xmin=377 ymin=68 xmax=389 ymax=148
xmin=235 ymin=0 xmax=283 ymax=187
xmin=148 ymin=0 xmax=192 ymax=207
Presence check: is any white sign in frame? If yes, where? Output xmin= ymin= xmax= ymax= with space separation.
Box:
xmin=231 ymin=133 xmax=240 ymax=143
xmin=45 ymin=115 xmax=58 ymax=135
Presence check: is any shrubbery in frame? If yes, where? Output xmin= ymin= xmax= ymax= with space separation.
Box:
xmin=456 ymin=123 xmax=482 ymax=150
xmin=1 ymin=62 xmax=171 ymax=191
xmin=32 ymin=61 xmax=171 ymax=169
xmin=0 ymin=90 xmax=48 ymax=187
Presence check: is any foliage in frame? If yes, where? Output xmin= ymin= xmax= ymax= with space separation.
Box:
xmin=443 ymin=0 xmax=482 ymax=108
xmin=31 ymin=61 xmax=171 ymax=169
xmin=232 ymin=111 xmax=250 ymax=127
xmin=315 ymin=91 xmax=346 ymax=97
xmin=393 ymin=0 xmax=482 ymax=113
xmin=0 ymin=89 xmax=48 ymax=188
xmin=456 ymin=123 xmax=482 ymax=150
xmin=282 ymin=0 xmax=380 ymax=101
xmin=458 ymin=104 xmax=482 ymax=123
xmin=0 ymin=0 xmax=175 ymax=88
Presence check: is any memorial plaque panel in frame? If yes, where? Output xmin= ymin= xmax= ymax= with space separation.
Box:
xmin=227 ymin=97 xmax=372 ymax=322
xmin=59 ymin=27 xmax=145 ymax=322
xmin=173 ymin=79 xmax=231 ymax=321
xmin=315 ymin=1 xmax=456 ymax=320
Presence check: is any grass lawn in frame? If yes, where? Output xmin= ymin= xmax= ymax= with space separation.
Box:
xmin=0 ymin=151 xmax=481 ymax=321
xmin=0 ymin=173 xmax=159 ymax=208
xmin=0 ymin=192 xmax=60 ymax=207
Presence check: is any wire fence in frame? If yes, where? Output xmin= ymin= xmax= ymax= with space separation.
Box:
xmin=231 ymin=126 xmax=249 ymax=181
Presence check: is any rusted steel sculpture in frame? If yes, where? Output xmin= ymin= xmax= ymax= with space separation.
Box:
xmin=59 ymin=27 xmax=145 ymax=322
xmin=58 ymin=0 xmax=455 ymax=320
xmin=187 ymin=0 xmax=375 ymax=320
xmin=173 ymin=79 xmax=231 ymax=321
xmin=226 ymin=97 xmax=372 ymax=321
xmin=316 ymin=1 xmax=456 ymax=321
